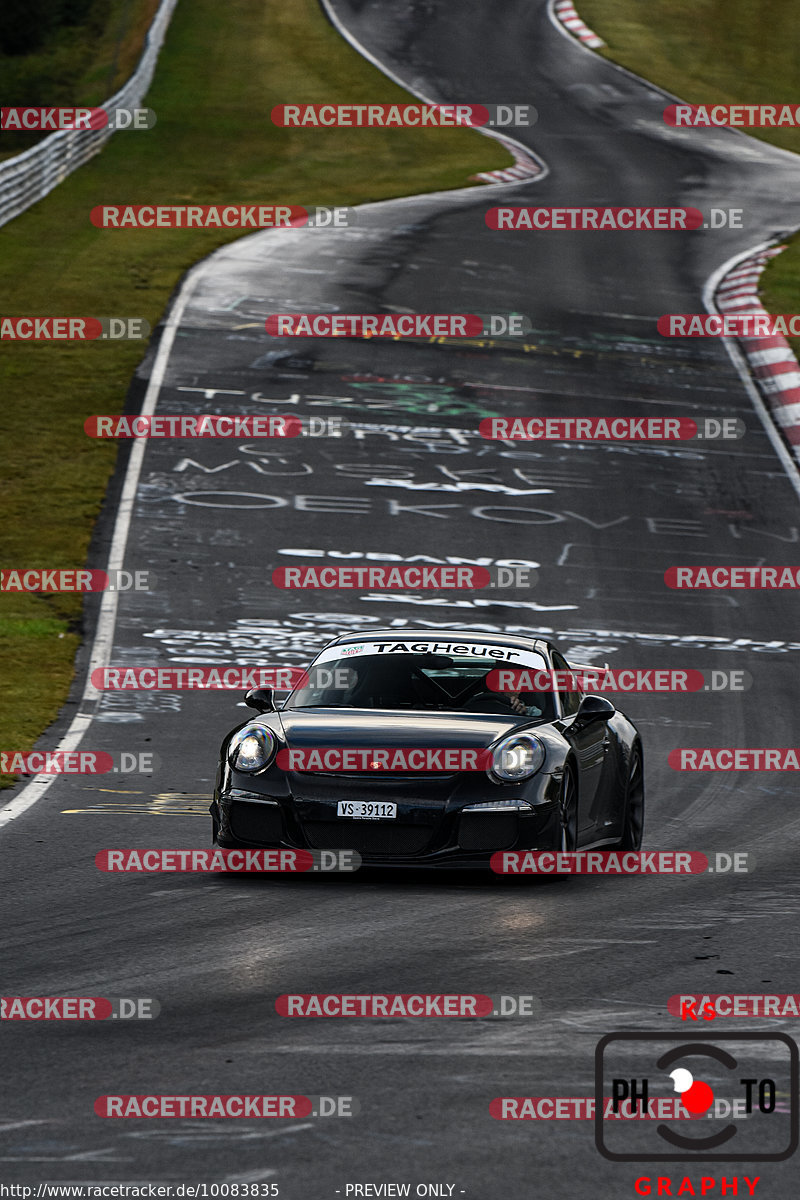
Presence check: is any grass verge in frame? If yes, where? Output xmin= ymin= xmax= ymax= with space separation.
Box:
xmin=0 ymin=0 xmax=509 ymax=786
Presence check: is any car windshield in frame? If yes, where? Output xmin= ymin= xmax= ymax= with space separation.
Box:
xmin=285 ymin=649 xmax=557 ymax=720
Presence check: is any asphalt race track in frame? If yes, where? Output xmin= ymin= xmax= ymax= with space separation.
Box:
xmin=4 ymin=0 xmax=800 ymax=1194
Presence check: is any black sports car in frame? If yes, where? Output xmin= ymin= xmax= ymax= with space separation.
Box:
xmin=210 ymin=629 xmax=644 ymax=868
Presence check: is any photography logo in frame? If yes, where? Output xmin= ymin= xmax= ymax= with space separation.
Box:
xmin=595 ymin=1032 xmax=798 ymax=1161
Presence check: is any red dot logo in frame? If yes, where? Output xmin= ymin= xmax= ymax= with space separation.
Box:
xmin=670 ymin=1068 xmax=715 ymax=1115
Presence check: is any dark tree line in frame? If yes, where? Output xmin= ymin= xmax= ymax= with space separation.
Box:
xmin=0 ymin=0 xmax=100 ymax=57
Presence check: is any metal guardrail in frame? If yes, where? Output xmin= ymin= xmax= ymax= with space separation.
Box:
xmin=0 ymin=0 xmax=180 ymax=228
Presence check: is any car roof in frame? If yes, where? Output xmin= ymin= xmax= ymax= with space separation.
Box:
xmin=326 ymin=629 xmax=553 ymax=655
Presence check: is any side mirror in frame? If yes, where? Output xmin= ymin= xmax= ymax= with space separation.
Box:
xmin=573 ymin=694 xmax=615 ymax=725
xmin=244 ymin=687 xmax=275 ymax=713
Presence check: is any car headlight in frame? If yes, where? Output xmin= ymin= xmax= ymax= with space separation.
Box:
xmin=227 ymin=723 xmax=276 ymax=773
xmin=490 ymin=733 xmax=545 ymax=782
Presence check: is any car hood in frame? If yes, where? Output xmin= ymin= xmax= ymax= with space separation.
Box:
xmin=276 ymin=706 xmax=527 ymax=750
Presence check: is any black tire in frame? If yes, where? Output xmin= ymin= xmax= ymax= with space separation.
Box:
xmin=558 ymin=763 xmax=578 ymax=851
xmin=617 ymin=744 xmax=645 ymax=850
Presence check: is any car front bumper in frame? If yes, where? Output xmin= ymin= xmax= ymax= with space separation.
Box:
xmin=211 ymin=772 xmax=563 ymax=869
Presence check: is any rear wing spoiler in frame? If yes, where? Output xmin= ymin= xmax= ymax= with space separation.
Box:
xmin=565 ymin=661 xmax=611 ymax=691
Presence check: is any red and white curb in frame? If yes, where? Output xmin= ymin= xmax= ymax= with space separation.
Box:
xmin=470 ymin=141 xmax=543 ymax=185
xmin=553 ymin=0 xmax=605 ymax=50
xmin=715 ymin=247 xmax=800 ymax=462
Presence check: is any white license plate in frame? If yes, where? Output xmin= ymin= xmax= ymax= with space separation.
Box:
xmin=337 ymin=801 xmax=397 ymax=820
